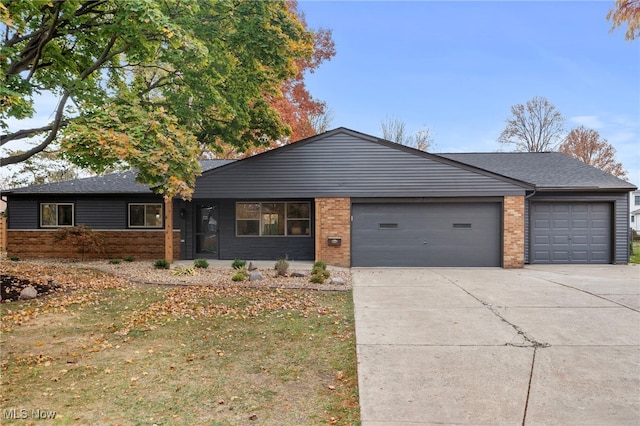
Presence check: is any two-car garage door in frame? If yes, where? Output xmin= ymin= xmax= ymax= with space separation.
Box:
xmin=352 ymin=202 xmax=501 ymax=267
xmin=530 ymin=202 xmax=611 ymax=264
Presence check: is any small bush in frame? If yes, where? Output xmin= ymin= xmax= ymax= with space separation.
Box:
xmin=313 ymin=260 xmax=327 ymax=270
xmin=154 ymin=259 xmax=170 ymax=269
xmin=194 ymin=258 xmax=209 ymax=269
xmin=309 ymin=274 xmax=325 ymax=284
xmin=232 ymin=259 xmax=247 ymax=270
xmin=172 ymin=266 xmax=196 ymax=276
xmin=123 ymin=256 xmax=135 ymax=262
xmin=8 ymin=256 xmax=20 ymax=261
xmin=109 ymin=259 xmax=122 ymax=264
xmin=53 ymin=225 xmax=104 ymax=261
xmin=310 ymin=260 xmax=330 ymax=284
xmin=274 ymin=258 xmax=289 ymax=276
xmin=231 ymin=266 xmax=249 ymax=282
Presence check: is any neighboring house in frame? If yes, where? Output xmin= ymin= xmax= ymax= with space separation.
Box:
xmin=630 ymin=190 xmax=640 ymax=232
xmin=3 ymin=128 xmax=636 ymax=267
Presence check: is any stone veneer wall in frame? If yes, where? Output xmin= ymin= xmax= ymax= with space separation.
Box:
xmin=503 ymin=195 xmax=525 ymax=268
xmin=7 ymin=230 xmax=180 ymax=260
xmin=314 ymin=198 xmax=351 ymax=268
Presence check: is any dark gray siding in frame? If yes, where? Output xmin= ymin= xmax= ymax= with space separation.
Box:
xmin=7 ymin=195 xmax=164 ymax=230
xmin=526 ymin=192 xmax=630 ymax=264
xmin=194 ymin=131 xmax=527 ymax=199
xmin=7 ymin=197 xmax=38 ymax=228
xmin=216 ymin=199 xmax=314 ymax=261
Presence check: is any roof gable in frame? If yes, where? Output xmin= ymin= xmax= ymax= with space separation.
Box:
xmin=194 ymin=128 xmax=529 ymax=198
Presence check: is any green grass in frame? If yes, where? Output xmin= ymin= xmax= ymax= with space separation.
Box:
xmin=630 ymin=241 xmax=640 ymax=264
xmin=0 ymin=264 xmax=360 ymax=425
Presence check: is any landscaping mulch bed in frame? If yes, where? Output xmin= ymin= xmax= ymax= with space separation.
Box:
xmin=0 ymin=274 xmax=58 ymax=301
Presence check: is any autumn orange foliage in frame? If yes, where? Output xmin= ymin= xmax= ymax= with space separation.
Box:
xmin=213 ymin=1 xmax=335 ymax=159
xmin=558 ymin=126 xmax=628 ymax=179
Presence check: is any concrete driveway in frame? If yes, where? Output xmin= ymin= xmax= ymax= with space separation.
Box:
xmin=352 ymin=265 xmax=640 ymax=425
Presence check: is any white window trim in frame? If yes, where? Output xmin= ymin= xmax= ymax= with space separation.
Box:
xmin=128 ymin=203 xmax=163 ymax=228
xmin=40 ymin=203 xmax=74 ymax=228
xmin=236 ymin=201 xmax=311 ymax=237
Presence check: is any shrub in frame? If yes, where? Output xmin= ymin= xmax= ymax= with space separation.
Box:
xmin=232 ymin=268 xmax=249 ymax=282
xmin=123 ymin=256 xmax=135 ymax=262
xmin=194 ymin=258 xmax=209 ymax=269
xmin=53 ymin=225 xmax=104 ymax=261
xmin=313 ymin=260 xmax=327 ymax=270
xmin=309 ymin=272 xmax=326 ymax=284
xmin=8 ymin=256 xmax=19 ymax=261
xmin=232 ymin=259 xmax=247 ymax=270
xmin=154 ymin=259 xmax=170 ymax=269
xmin=310 ymin=260 xmax=330 ymax=284
xmin=274 ymin=258 xmax=289 ymax=276
xmin=172 ymin=266 xmax=196 ymax=276
xmin=109 ymin=259 xmax=122 ymax=264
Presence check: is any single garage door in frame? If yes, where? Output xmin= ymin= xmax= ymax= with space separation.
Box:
xmin=352 ymin=202 xmax=501 ymax=267
xmin=530 ymin=202 xmax=611 ymax=264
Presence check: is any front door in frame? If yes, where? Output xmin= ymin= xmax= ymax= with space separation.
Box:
xmin=195 ymin=203 xmax=218 ymax=258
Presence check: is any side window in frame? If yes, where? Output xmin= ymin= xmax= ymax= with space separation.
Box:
xmin=129 ymin=203 xmax=163 ymax=228
xmin=40 ymin=203 xmax=74 ymax=227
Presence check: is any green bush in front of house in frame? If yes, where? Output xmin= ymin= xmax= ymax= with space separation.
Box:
xmin=232 ymin=259 xmax=247 ymax=270
xmin=154 ymin=259 xmax=170 ymax=269
xmin=194 ymin=258 xmax=209 ymax=269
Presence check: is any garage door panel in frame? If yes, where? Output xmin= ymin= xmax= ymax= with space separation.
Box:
xmin=534 ymin=219 xmax=550 ymax=229
xmin=352 ymin=203 xmax=501 ymax=267
xmin=531 ymin=202 xmax=611 ymax=264
xmin=553 ymin=219 xmax=570 ymax=229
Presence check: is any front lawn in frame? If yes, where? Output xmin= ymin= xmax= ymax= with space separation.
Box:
xmin=631 ymin=241 xmax=640 ymax=264
xmin=0 ymin=262 xmax=360 ymax=425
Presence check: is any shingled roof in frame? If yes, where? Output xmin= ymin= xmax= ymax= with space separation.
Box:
xmin=438 ymin=152 xmax=636 ymax=191
xmin=5 ymin=159 xmax=234 ymax=194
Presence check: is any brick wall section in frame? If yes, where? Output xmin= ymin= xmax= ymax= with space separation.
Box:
xmin=315 ymin=198 xmax=351 ymax=268
xmin=503 ymin=196 xmax=525 ymax=268
xmin=7 ymin=230 xmax=180 ymax=260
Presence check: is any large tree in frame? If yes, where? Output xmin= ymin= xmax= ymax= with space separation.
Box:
xmin=498 ymin=96 xmax=565 ymax=152
xmin=269 ymin=1 xmax=335 ymax=143
xmin=1 ymin=0 xmax=316 ymax=198
xmin=607 ymin=0 xmax=640 ymax=41
xmin=558 ymin=126 xmax=627 ymax=179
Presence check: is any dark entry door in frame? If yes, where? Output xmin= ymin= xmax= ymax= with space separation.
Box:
xmin=195 ymin=203 xmax=219 ymax=258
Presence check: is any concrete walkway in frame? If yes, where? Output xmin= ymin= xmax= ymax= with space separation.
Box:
xmin=352 ymin=265 xmax=640 ymax=425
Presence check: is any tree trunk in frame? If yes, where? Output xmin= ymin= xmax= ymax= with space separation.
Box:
xmin=164 ymin=197 xmax=174 ymax=263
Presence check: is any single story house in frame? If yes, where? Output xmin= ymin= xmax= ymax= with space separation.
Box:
xmin=3 ymin=128 xmax=636 ymax=267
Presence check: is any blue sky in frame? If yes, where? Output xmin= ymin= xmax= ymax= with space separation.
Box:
xmin=298 ymin=0 xmax=640 ymax=186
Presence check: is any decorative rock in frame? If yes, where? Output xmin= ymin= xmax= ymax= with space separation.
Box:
xmin=19 ymin=285 xmax=38 ymax=300
xmin=329 ymin=277 xmax=346 ymax=285
xmin=249 ymin=270 xmax=264 ymax=281
xmin=291 ymin=271 xmax=307 ymax=277
xmin=247 ymin=261 xmax=258 ymax=271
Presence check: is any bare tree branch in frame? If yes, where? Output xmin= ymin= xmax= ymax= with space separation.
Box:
xmin=498 ymin=96 xmax=564 ymax=152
